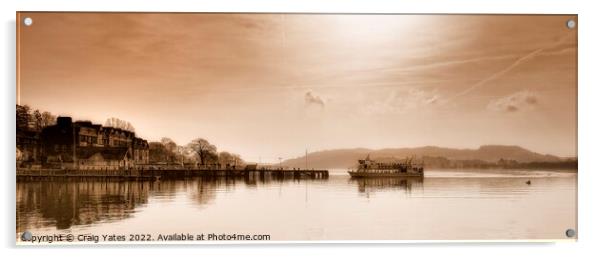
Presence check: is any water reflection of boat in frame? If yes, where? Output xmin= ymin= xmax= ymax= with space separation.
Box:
xmin=348 ymin=155 xmax=424 ymax=178
xmin=351 ymin=177 xmax=423 ymax=194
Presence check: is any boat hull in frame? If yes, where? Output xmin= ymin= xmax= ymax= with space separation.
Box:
xmin=348 ymin=171 xmax=423 ymax=178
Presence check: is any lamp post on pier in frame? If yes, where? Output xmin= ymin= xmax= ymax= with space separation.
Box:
xmin=278 ymin=157 xmax=282 ymax=169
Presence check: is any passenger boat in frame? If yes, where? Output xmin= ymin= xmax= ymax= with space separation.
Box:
xmin=348 ymin=155 xmax=424 ymax=178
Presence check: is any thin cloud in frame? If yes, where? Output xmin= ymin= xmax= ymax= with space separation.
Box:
xmin=445 ymin=33 xmax=574 ymax=103
xmin=488 ymin=90 xmax=539 ymax=113
xmin=304 ymin=90 xmax=325 ymax=108
xmin=363 ymin=89 xmax=440 ymax=115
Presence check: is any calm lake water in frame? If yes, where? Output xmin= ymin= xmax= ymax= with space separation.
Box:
xmin=16 ymin=169 xmax=577 ymax=242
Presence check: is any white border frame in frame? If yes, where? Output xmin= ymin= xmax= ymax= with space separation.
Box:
xmin=2 ymin=1 xmax=601 ymax=257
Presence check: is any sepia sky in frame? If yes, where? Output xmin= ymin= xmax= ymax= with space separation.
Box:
xmin=17 ymin=13 xmax=577 ymax=162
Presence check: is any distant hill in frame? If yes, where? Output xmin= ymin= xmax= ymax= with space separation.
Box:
xmin=280 ymin=145 xmax=565 ymax=169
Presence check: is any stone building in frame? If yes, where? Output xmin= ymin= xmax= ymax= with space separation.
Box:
xmin=40 ymin=117 xmax=149 ymax=169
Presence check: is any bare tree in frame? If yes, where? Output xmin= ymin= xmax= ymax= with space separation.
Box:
xmin=161 ymin=137 xmax=177 ymax=152
xmin=232 ymin=154 xmax=244 ymax=166
xmin=175 ymin=145 xmax=190 ymax=166
xmin=187 ymin=138 xmax=217 ymax=165
xmin=41 ymin=111 xmax=56 ymax=127
xmin=160 ymin=137 xmax=178 ymax=163
xmin=105 ymin=117 xmax=135 ymax=132
xmin=149 ymin=142 xmax=171 ymax=163
xmin=218 ymin=151 xmax=233 ymax=167
xmin=17 ymin=105 xmax=56 ymax=131
xmin=32 ymin=109 xmax=43 ymax=131
xmin=218 ymin=151 xmax=245 ymax=167
xmin=16 ymin=105 xmax=31 ymax=130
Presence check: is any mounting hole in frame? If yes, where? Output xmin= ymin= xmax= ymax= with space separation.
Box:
xmin=565 ymin=228 xmax=576 ymax=238
xmin=566 ymin=19 xmax=576 ymax=29
xmin=21 ymin=231 xmax=32 ymax=241
xmin=23 ymin=17 xmax=33 ymax=26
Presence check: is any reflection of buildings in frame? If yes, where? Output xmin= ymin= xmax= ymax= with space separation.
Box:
xmin=40 ymin=117 xmax=149 ymax=169
xmin=16 ymin=180 xmax=152 ymax=230
xmin=159 ymin=177 xmax=239 ymax=206
xmin=16 ymin=178 xmax=224 ymax=231
xmin=352 ymin=177 xmax=423 ymax=196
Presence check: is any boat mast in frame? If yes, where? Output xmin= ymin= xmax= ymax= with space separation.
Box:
xmin=305 ymin=149 xmax=308 ymax=169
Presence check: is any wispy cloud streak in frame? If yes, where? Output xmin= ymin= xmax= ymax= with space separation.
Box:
xmin=444 ymin=33 xmax=575 ymax=103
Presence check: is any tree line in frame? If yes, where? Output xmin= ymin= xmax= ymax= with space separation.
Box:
xmin=16 ymin=105 xmax=57 ymax=132
xmin=17 ymin=105 xmax=136 ymax=133
xmin=149 ymin=137 xmax=245 ymax=167
xmin=421 ymin=156 xmax=577 ymax=170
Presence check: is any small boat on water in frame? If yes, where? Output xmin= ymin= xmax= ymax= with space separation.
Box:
xmin=348 ymin=155 xmax=424 ymax=178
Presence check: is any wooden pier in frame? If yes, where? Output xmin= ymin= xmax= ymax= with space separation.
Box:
xmin=143 ymin=168 xmax=328 ymax=179
xmin=16 ymin=168 xmax=329 ymax=181
xmin=244 ymin=169 xmax=329 ymax=180
xmin=16 ymin=168 xmax=160 ymax=181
